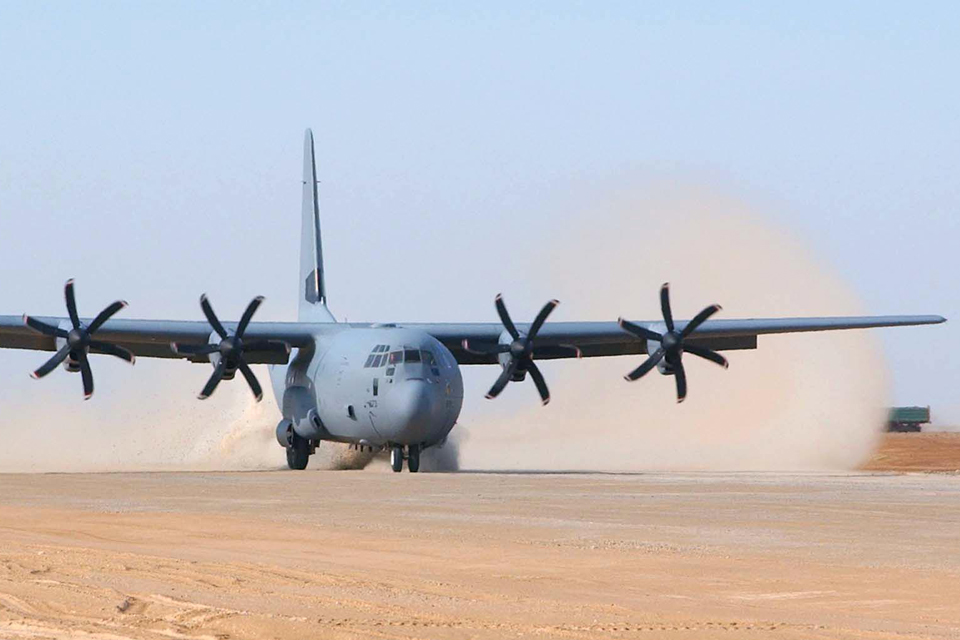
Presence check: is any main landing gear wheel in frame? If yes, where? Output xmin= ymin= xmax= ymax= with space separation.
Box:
xmin=408 ymin=444 xmax=421 ymax=473
xmin=390 ymin=445 xmax=404 ymax=473
xmin=286 ymin=434 xmax=310 ymax=470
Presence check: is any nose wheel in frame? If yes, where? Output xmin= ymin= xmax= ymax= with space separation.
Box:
xmin=286 ymin=433 xmax=310 ymax=470
xmin=390 ymin=444 xmax=421 ymax=473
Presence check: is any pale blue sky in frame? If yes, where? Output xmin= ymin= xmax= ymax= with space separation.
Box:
xmin=1 ymin=2 xmax=958 ymax=416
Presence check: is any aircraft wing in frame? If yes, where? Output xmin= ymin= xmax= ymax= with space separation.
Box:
xmin=0 ymin=316 xmax=316 ymax=364
xmin=0 ymin=314 xmax=945 ymax=366
xmin=397 ymin=315 xmax=947 ymax=365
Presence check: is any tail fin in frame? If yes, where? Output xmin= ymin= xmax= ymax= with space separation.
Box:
xmin=299 ymin=129 xmax=335 ymax=322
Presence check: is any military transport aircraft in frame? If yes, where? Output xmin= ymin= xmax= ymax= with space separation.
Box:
xmin=0 ymin=130 xmax=945 ymax=472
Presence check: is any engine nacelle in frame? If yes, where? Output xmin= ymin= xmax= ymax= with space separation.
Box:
xmin=648 ymin=339 xmax=676 ymax=376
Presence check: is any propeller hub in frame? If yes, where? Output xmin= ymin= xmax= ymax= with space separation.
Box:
xmin=510 ymin=339 xmax=530 ymax=359
xmin=661 ymin=331 xmax=681 ymax=353
xmin=220 ymin=336 xmax=239 ymax=357
xmin=67 ymin=328 xmax=88 ymax=350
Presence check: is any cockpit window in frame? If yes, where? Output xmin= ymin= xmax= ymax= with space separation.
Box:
xmin=388 ymin=351 xmax=403 ymax=365
xmin=404 ymin=349 xmax=421 ymax=363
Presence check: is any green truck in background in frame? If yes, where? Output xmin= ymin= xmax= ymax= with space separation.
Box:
xmin=886 ymin=406 xmax=931 ymax=432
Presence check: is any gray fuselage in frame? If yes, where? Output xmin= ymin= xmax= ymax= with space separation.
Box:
xmin=269 ymin=327 xmax=464 ymax=449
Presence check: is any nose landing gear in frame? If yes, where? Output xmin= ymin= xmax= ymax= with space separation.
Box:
xmin=390 ymin=444 xmax=421 ymax=473
xmin=286 ymin=433 xmax=311 ymax=470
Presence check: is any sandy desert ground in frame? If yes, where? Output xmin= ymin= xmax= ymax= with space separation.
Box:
xmin=0 ymin=435 xmax=958 ymax=640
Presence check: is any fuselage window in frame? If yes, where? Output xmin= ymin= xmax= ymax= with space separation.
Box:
xmin=404 ymin=349 xmax=421 ymax=363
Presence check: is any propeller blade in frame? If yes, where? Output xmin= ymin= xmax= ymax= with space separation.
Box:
xmin=237 ymin=360 xmax=264 ymax=402
xmin=624 ymin=348 xmax=665 ymax=382
xmin=89 ymin=340 xmax=136 ymax=364
xmin=618 ymin=318 xmax=663 ymax=343
xmin=87 ymin=300 xmax=128 ymax=334
xmin=659 ymin=283 xmax=674 ymax=333
xmin=235 ymin=296 xmax=264 ymax=339
xmin=30 ymin=345 xmax=71 ymax=379
xmin=461 ymin=339 xmax=510 ymax=356
xmin=494 ymin=294 xmax=520 ymax=340
xmin=79 ymin=353 xmax=94 ymax=400
xmin=23 ymin=315 xmax=68 ymax=338
xmin=685 ymin=343 xmax=728 ymax=368
xmin=198 ymin=359 xmax=227 ymax=400
xmin=527 ymin=361 xmax=550 ymax=405
xmin=170 ymin=342 xmax=220 ymax=356
xmin=528 ymin=299 xmax=559 ymax=339
xmin=243 ymin=340 xmax=291 ymax=355
xmin=485 ymin=360 xmax=517 ymax=399
xmin=199 ymin=294 xmax=228 ymax=339
xmin=64 ymin=279 xmax=81 ymax=329
xmin=680 ymin=304 xmax=722 ymax=339
xmin=674 ymin=360 xmax=687 ymax=403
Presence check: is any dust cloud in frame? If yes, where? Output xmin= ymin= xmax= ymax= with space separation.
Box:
xmin=454 ymin=184 xmax=891 ymax=471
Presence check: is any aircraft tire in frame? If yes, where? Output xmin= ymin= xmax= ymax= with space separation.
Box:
xmin=408 ymin=444 xmax=421 ymax=473
xmin=286 ymin=435 xmax=310 ymax=470
xmin=390 ymin=445 xmax=403 ymax=473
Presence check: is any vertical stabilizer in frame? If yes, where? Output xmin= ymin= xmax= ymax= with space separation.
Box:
xmin=299 ymin=129 xmax=334 ymax=322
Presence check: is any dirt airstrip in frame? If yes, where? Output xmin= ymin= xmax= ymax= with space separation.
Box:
xmin=0 ymin=433 xmax=958 ymax=640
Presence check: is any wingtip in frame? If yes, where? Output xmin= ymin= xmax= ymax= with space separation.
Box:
xmin=29 ymin=371 xmax=39 ymax=380
xmin=541 ymin=398 xmax=550 ymax=406
xmin=21 ymin=314 xmax=30 ymax=327
xmin=484 ymin=393 xmax=495 ymax=400
xmin=197 ymin=393 xmax=209 ymax=401
xmin=623 ymin=374 xmax=634 ymax=382
xmin=83 ymin=392 xmax=93 ymax=401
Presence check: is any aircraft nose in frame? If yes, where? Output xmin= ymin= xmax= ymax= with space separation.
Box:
xmin=389 ymin=380 xmax=437 ymax=442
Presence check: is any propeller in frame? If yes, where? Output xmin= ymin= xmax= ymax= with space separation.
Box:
xmin=171 ymin=295 xmax=289 ymax=402
xmin=22 ymin=279 xmax=134 ymax=399
xmin=618 ymin=283 xmax=726 ymax=403
xmin=463 ymin=294 xmax=560 ymax=405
